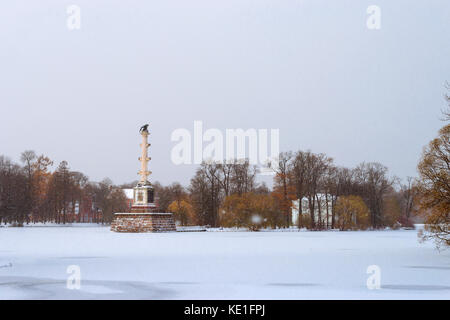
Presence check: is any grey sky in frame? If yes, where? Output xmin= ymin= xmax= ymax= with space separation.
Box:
xmin=0 ymin=0 xmax=449 ymax=187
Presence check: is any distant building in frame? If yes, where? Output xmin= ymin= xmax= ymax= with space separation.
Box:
xmin=292 ymin=194 xmax=333 ymax=228
xmin=57 ymin=195 xmax=102 ymax=223
xmin=123 ymin=188 xmax=134 ymax=210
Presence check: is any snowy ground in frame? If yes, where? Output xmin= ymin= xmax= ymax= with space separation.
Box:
xmin=0 ymin=225 xmax=449 ymax=299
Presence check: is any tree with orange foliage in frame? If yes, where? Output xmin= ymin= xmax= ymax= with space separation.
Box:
xmin=168 ymin=198 xmax=195 ymax=226
xmin=335 ymin=195 xmax=370 ymax=231
xmin=417 ymin=123 xmax=450 ymax=247
xmin=219 ymin=192 xmax=280 ymax=230
xmin=32 ymin=155 xmax=53 ymax=222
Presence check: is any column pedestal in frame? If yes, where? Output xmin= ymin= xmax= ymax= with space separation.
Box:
xmin=111 ymin=213 xmax=176 ymax=233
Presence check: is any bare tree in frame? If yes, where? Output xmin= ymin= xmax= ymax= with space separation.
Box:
xmin=216 ymin=162 xmax=233 ymax=197
xmin=304 ymin=153 xmax=333 ymax=229
xmin=0 ymin=156 xmax=27 ymax=225
xmin=189 ymin=162 xmax=222 ymax=227
xmin=291 ymin=151 xmax=308 ymax=227
xmin=399 ymin=177 xmax=418 ymax=225
xmin=354 ymin=162 xmax=394 ymax=228
xmin=20 ymin=150 xmax=36 ymax=225
xmin=272 ymin=151 xmax=293 ymax=227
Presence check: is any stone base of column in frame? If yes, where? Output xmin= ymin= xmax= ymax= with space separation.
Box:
xmin=111 ymin=213 xmax=176 ymax=233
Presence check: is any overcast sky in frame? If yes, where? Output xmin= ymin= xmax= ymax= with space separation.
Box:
xmin=0 ymin=0 xmax=449 ymax=187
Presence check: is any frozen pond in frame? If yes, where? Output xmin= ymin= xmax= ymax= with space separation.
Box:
xmin=0 ymin=225 xmax=449 ymax=299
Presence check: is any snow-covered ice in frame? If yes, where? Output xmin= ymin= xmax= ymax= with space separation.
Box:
xmin=0 ymin=225 xmax=449 ymax=299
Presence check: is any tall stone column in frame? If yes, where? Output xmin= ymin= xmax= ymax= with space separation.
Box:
xmin=138 ymin=129 xmax=151 ymax=185
xmin=111 ymin=124 xmax=176 ymax=232
xmin=132 ymin=126 xmax=155 ymax=210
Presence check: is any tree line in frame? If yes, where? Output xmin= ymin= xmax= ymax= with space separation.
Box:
xmin=0 ymin=151 xmax=127 ymax=226
xmin=155 ymin=156 xmax=418 ymax=231
xmin=0 ymin=150 xmax=419 ymax=231
xmin=0 ymin=148 xmax=429 ymax=234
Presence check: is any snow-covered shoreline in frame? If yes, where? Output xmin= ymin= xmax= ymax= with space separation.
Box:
xmin=0 ymin=223 xmax=424 ymax=232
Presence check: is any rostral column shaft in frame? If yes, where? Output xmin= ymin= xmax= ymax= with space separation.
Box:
xmin=138 ymin=130 xmax=151 ymax=184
